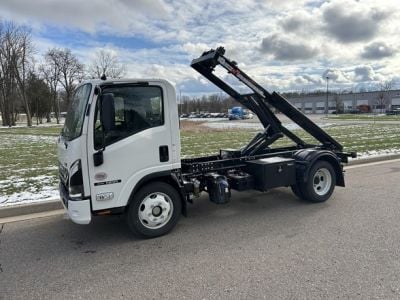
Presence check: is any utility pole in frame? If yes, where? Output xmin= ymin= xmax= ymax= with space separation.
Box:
xmin=325 ymin=76 xmax=329 ymax=116
xmin=179 ymin=89 xmax=182 ymax=117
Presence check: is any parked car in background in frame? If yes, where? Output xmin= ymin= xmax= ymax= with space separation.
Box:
xmin=386 ymin=109 xmax=400 ymax=115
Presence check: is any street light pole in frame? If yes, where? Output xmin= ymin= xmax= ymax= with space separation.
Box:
xmin=325 ymin=76 xmax=329 ymax=116
xmin=179 ymin=89 xmax=182 ymax=117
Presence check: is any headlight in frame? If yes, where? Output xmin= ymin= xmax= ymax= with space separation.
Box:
xmin=69 ymin=159 xmax=84 ymax=198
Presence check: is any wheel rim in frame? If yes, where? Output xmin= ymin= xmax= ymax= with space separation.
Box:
xmin=138 ymin=192 xmax=173 ymax=229
xmin=313 ymin=168 xmax=332 ymax=196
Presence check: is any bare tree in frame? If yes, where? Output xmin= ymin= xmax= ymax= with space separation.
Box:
xmin=380 ymin=80 xmax=394 ymax=92
xmin=376 ymin=80 xmax=394 ymax=113
xmin=0 ymin=23 xmax=14 ymax=126
xmin=177 ymin=94 xmax=238 ymax=115
xmin=11 ymin=26 xmax=35 ymax=126
xmin=0 ymin=21 xmax=34 ymax=127
xmin=42 ymin=48 xmax=83 ymax=122
xmin=375 ymin=94 xmax=388 ymax=113
xmin=55 ymin=48 xmax=83 ymax=108
xmin=88 ymin=49 xmax=126 ymax=79
xmin=41 ymin=49 xmax=61 ymax=123
xmin=332 ymin=94 xmax=344 ymax=113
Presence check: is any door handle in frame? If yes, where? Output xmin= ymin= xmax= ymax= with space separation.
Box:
xmin=159 ymin=145 xmax=169 ymax=162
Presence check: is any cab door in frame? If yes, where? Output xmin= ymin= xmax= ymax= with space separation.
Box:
xmin=87 ymin=82 xmax=175 ymax=211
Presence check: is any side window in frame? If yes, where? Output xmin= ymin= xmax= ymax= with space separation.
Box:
xmin=94 ymin=86 xmax=164 ymax=149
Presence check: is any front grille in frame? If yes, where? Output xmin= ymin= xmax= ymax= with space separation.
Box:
xmin=58 ymin=162 xmax=69 ymax=187
xmin=59 ymin=182 xmax=69 ymax=208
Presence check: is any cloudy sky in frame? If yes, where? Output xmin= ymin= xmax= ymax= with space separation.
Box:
xmin=1 ymin=0 xmax=399 ymax=95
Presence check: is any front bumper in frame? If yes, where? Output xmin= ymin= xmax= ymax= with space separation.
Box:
xmin=59 ymin=183 xmax=91 ymax=225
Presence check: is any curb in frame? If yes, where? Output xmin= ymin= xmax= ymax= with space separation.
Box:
xmin=0 ymin=199 xmax=62 ymax=219
xmin=1 ymin=154 xmax=400 ymax=220
xmin=347 ymin=153 xmax=400 ymax=166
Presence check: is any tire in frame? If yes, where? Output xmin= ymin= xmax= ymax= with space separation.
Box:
xmin=298 ymin=160 xmax=336 ymax=203
xmin=126 ymin=182 xmax=182 ymax=238
xmin=291 ymin=184 xmax=304 ymax=199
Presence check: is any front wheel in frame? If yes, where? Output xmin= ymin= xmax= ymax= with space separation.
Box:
xmin=126 ymin=182 xmax=182 ymax=238
xmin=299 ymin=160 xmax=336 ymax=203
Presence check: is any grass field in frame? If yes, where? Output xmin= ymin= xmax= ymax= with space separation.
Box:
xmin=327 ymin=114 xmax=400 ymax=121
xmin=0 ymin=126 xmax=61 ymax=205
xmin=180 ymin=120 xmax=400 ymax=157
xmin=1 ymin=121 xmax=400 ymax=205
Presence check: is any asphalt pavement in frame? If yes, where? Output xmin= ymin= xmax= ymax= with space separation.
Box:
xmin=1 ymin=160 xmax=400 ymax=299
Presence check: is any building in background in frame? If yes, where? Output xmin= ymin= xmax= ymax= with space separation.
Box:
xmin=286 ymin=90 xmax=400 ymax=114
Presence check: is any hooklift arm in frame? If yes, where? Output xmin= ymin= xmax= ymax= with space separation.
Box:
xmin=190 ymin=47 xmax=343 ymax=154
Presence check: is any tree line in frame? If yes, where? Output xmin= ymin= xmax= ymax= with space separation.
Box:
xmin=0 ymin=21 xmax=125 ymax=127
xmin=178 ymin=94 xmax=242 ymax=115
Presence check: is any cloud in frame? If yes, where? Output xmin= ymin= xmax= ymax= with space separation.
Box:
xmin=177 ymin=78 xmax=219 ymax=94
xmin=292 ymin=75 xmax=323 ymax=88
xmin=302 ymin=74 xmax=324 ymax=85
xmin=361 ymin=42 xmax=396 ymax=59
xmin=294 ymin=77 xmax=308 ymax=85
xmin=279 ymin=11 xmax=317 ymax=35
xmin=353 ymin=65 xmax=375 ymax=82
xmin=1 ymin=0 xmax=400 ymax=94
xmin=352 ymin=65 xmax=385 ymax=82
xmin=321 ymin=0 xmax=390 ymax=43
xmin=0 ymin=0 xmax=170 ymax=34
xmin=322 ymin=68 xmax=349 ymax=83
xmin=260 ymin=34 xmax=318 ymax=61
xmin=182 ymin=42 xmax=212 ymax=57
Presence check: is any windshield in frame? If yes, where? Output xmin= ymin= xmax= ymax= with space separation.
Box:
xmin=63 ymin=84 xmax=92 ymax=141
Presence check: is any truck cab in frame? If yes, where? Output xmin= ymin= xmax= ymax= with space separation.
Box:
xmin=228 ymin=106 xmax=244 ymax=120
xmin=58 ymin=79 xmax=181 ymax=228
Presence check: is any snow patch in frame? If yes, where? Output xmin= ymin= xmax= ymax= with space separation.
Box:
xmin=0 ymin=134 xmax=57 ymax=149
xmin=351 ymin=148 xmax=400 ymax=160
xmin=0 ymin=188 xmax=59 ymax=207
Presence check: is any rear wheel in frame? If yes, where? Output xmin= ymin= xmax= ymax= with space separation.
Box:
xmin=127 ymin=182 xmax=182 ymax=238
xmin=299 ymin=160 xmax=336 ymax=203
xmin=291 ymin=184 xmax=304 ymax=199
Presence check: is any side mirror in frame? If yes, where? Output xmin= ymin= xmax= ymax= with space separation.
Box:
xmin=93 ymin=93 xmax=114 ymax=167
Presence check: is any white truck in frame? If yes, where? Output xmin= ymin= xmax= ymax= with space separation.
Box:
xmin=58 ymin=47 xmax=355 ymax=238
